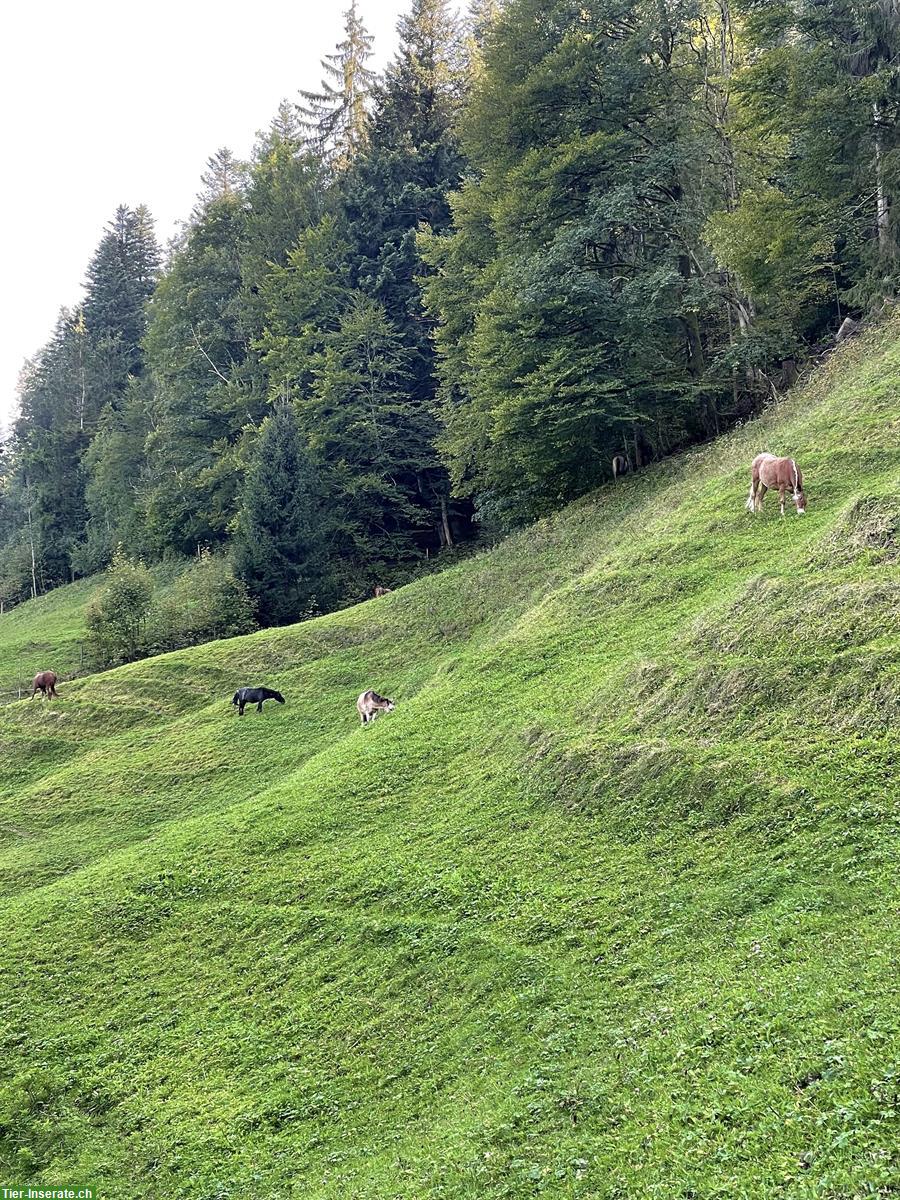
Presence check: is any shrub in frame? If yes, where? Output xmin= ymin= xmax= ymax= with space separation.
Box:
xmin=85 ymin=550 xmax=154 ymax=665
xmin=150 ymin=554 xmax=256 ymax=653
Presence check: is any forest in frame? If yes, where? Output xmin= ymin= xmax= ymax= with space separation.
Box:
xmin=1 ymin=0 xmax=898 ymax=627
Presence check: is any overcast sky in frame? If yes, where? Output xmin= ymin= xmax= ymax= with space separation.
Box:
xmin=0 ymin=0 xmax=410 ymax=431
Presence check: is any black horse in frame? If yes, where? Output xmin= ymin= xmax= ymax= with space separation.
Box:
xmin=232 ymin=686 xmax=285 ymax=716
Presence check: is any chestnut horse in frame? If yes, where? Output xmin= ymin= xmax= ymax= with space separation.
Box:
xmin=30 ymin=670 xmax=59 ymax=700
xmin=746 ymin=453 xmax=807 ymax=517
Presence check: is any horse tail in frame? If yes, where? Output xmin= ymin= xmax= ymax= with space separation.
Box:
xmin=232 ymin=691 xmax=240 ymax=706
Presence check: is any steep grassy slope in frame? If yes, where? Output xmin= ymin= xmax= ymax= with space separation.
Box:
xmin=0 ymin=578 xmax=97 ymax=700
xmin=0 ymin=326 xmax=898 ymax=1199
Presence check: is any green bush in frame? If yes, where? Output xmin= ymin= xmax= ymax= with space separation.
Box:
xmin=85 ymin=549 xmax=154 ymax=665
xmin=149 ymin=553 xmax=256 ymax=653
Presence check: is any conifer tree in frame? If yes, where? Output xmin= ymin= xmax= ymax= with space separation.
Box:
xmin=143 ymin=193 xmax=252 ymax=554
xmin=193 ymin=148 xmax=247 ymax=217
xmin=336 ymin=0 xmax=467 ymax=543
xmin=304 ymin=295 xmax=438 ymax=563
xmin=240 ymin=103 xmax=327 ymax=375
xmin=83 ymin=204 xmax=161 ymax=391
xmin=11 ymin=311 xmax=95 ymax=586
xmin=298 ymin=2 xmax=376 ymax=168
xmin=233 ymin=403 xmax=329 ymax=625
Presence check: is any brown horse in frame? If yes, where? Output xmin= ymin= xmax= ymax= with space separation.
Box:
xmin=612 ymin=453 xmax=631 ymax=480
xmin=373 ymin=585 xmax=392 ymax=598
xmin=30 ymin=670 xmax=59 ymax=700
xmin=746 ymin=453 xmax=807 ymax=517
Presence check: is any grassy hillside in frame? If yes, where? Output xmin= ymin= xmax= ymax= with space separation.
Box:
xmin=0 ymin=578 xmax=97 ymax=700
xmin=0 ymin=324 xmax=898 ymax=1199
xmin=0 ymin=564 xmax=187 ymax=702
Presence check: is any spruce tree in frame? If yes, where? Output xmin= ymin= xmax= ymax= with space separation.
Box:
xmin=83 ymin=205 xmax=160 ymax=373
xmin=142 ymin=193 xmax=252 ymax=554
xmin=304 ymin=295 xmax=438 ymax=564
xmin=240 ymin=103 xmax=327 ymax=381
xmin=11 ymin=311 xmax=95 ymax=587
xmin=233 ymin=403 xmax=329 ymax=625
xmin=297 ymin=2 xmax=376 ymax=169
xmin=336 ymin=0 xmax=468 ymax=542
xmin=193 ymin=148 xmax=247 ymax=217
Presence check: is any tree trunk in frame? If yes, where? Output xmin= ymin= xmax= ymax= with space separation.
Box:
xmin=439 ymin=495 xmax=453 ymax=549
xmin=874 ymin=101 xmax=892 ymax=259
xmin=26 ymin=500 xmax=38 ymax=599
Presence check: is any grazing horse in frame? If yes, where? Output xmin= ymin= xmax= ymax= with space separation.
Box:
xmin=232 ymin=686 xmax=285 ymax=716
xmin=746 ymin=453 xmax=807 ymax=517
xmin=612 ymin=453 xmax=631 ymax=480
xmin=30 ymin=670 xmax=59 ymax=700
xmin=373 ymin=585 xmax=392 ymax=598
xmin=357 ymin=689 xmax=395 ymax=724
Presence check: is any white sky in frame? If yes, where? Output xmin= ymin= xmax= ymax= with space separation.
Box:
xmin=0 ymin=0 xmax=409 ymax=432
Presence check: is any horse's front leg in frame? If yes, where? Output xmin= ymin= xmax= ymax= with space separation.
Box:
xmin=779 ymin=488 xmax=786 ymax=517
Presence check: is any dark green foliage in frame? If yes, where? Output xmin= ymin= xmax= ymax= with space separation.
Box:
xmin=233 ymin=403 xmax=330 ymax=625
xmin=241 ymin=106 xmax=326 ymax=337
xmin=343 ymin=0 xmax=464 ymax=349
xmin=9 ymin=312 xmax=94 ymax=589
xmin=83 ymin=204 xmax=160 ymax=386
xmin=257 ymin=2 xmax=473 ymax=580
xmin=421 ymin=0 xmax=734 ymax=521
xmin=329 ymin=0 xmax=468 ymax=545
xmin=1 ymin=207 xmax=160 ymax=593
xmin=142 ymin=130 xmax=327 ymax=563
xmin=721 ymin=0 xmax=900 ymax=324
xmin=142 ymin=195 xmax=254 ymax=554
xmin=306 ymin=295 xmax=439 ymax=561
